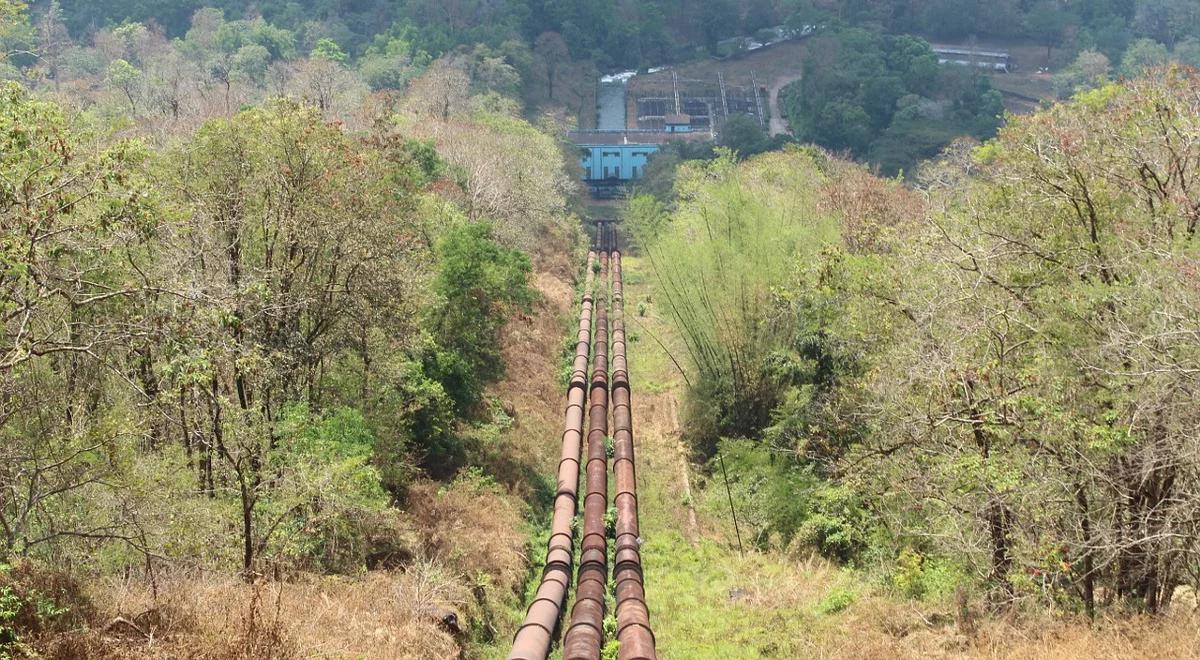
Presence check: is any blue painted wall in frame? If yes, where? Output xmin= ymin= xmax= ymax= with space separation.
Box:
xmin=579 ymin=143 xmax=660 ymax=181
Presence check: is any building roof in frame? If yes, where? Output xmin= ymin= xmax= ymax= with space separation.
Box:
xmin=665 ymin=113 xmax=692 ymax=125
xmin=930 ymin=45 xmax=1010 ymax=59
xmin=568 ymin=130 xmax=675 ymax=146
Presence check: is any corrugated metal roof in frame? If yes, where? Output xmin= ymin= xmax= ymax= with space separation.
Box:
xmin=930 ymin=45 xmax=1010 ymax=59
xmin=568 ymin=131 xmax=675 ymax=145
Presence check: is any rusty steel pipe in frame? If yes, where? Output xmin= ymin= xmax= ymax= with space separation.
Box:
xmin=510 ymin=251 xmax=597 ymax=660
xmin=610 ymin=251 xmax=657 ymax=660
xmin=563 ymin=254 xmax=611 ymax=660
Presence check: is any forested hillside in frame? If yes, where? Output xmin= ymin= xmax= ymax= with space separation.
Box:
xmin=629 ymin=68 xmax=1200 ymax=632
xmin=5 ymin=0 xmax=1200 ymax=658
xmin=1 ymin=0 xmax=591 ymax=655
xmin=16 ymin=0 xmax=1200 ymax=65
xmin=3 ymin=0 xmax=1199 ymax=174
xmin=7 ymin=1 xmax=1200 ymax=77
xmin=782 ymin=28 xmax=1004 ymax=174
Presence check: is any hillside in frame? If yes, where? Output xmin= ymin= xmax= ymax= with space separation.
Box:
xmin=4 ymin=2 xmax=1200 ymax=659
xmin=613 ymin=71 xmax=1200 ymax=657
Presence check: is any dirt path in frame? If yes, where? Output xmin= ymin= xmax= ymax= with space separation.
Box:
xmin=768 ymin=73 xmax=802 ymax=136
xmin=632 ymin=387 xmax=699 ymax=546
xmin=668 ymin=396 xmax=700 ymax=542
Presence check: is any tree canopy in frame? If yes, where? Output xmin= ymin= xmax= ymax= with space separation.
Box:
xmin=638 ymin=68 xmax=1200 ymax=617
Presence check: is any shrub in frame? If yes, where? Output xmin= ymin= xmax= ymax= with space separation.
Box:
xmin=817 ymin=586 xmax=856 ymax=614
xmin=0 ymin=562 xmax=91 ymax=656
xmin=892 ymin=548 xmax=926 ymax=599
xmin=795 ymin=486 xmax=871 ymax=563
xmin=713 ymin=439 xmax=814 ymax=548
xmin=268 ymin=405 xmax=398 ymax=572
xmin=891 ymin=548 xmax=965 ymax=601
xmin=711 ymin=438 xmax=873 ymax=562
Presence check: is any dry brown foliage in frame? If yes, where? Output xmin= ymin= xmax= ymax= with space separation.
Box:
xmin=407 ymin=479 xmax=526 ymax=598
xmin=28 ymin=470 xmax=530 ymax=659
xmin=818 ymin=159 xmax=924 ymax=255
xmin=67 ymin=571 xmax=463 ymax=659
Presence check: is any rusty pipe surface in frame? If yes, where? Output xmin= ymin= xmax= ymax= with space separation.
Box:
xmin=563 ymin=251 xmax=611 ymax=660
xmin=509 ymin=251 xmax=597 ymax=660
xmin=610 ymin=251 xmax=657 ymax=660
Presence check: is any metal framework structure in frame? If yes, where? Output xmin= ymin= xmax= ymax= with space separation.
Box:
xmin=629 ymin=72 xmax=766 ymax=136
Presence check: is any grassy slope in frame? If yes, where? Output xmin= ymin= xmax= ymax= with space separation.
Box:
xmin=623 ymin=255 xmax=849 ymax=658
xmin=616 ymin=255 xmax=1200 ymax=659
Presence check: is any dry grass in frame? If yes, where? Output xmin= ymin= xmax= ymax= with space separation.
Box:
xmin=23 ymin=471 xmax=530 ymax=659
xmin=804 ymin=596 xmax=1200 ymax=659
xmin=407 ymin=479 xmax=527 ymax=599
xmin=475 ymin=242 xmax=581 ymax=499
xmin=629 ymin=40 xmax=812 ymax=90
xmin=71 ymin=571 xmax=462 ymax=659
xmin=971 ymin=615 xmax=1200 ymax=659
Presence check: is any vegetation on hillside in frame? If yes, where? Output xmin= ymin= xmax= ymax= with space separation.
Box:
xmin=0 ymin=2 xmax=588 ymax=652
xmin=634 ymin=69 xmax=1200 ymax=619
xmin=11 ymin=1 xmax=1198 ymax=69
xmin=781 ymin=28 xmax=1003 ymax=175
xmin=3 ymin=0 xmax=1198 ymax=176
xmin=5 ymin=0 xmax=1200 ymax=656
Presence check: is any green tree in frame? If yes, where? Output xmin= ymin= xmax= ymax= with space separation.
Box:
xmin=0 ymin=81 xmax=158 ymax=559
xmin=33 ymin=1 xmax=69 ymax=91
xmin=1026 ymin=2 xmax=1073 ymax=63
xmin=1133 ymin=0 xmax=1199 ymax=47
xmin=718 ymin=114 xmax=773 ymax=157
xmin=166 ymin=100 xmax=426 ymax=574
xmin=265 ymin=406 xmax=393 ymax=571
xmin=1054 ymin=49 xmax=1112 ymax=97
xmin=815 ymin=100 xmax=872 ymax=153
xmin=783 ymin=28 xmax=1001 ymax=174
xmin=1120 ymin=37 xmax=1170 ymax=76
xmin=310 ymin=37 xmax=347 ymax=64
xmin=359 ymin=30 xmax=422 ymax=91
xmin=1175 ymin=37 xmax=1200 ymax=67
xmin=533 ymin=31 xmax=568 ymax=101
xmin=426 ymin=222 xmax=535 ymax=416
xmin=105 ymin=58 xmax=142 ymax=113
xmin=0 ymin=0 xmax=27 ymax=61
xmin=863 ymin=72 xmax=1200 ymax=613
xmin=0 ymin=0 xmax=23 ymax=25
xmin=230 ymin=43 xmax=271 ymax=84
xmin=697 ymin=0 xmax=739 ymax=53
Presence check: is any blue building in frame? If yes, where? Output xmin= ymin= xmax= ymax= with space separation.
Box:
xmin=665 ymin=113 xmax=693 ymax=133
xmin=570 ymin=130 xmax=666 ymax=182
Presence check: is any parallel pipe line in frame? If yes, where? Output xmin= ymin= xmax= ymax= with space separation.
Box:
xmin=563 ymin=248 xmax=611 ymax=660
xmin=611 ymin=251 xmax=656 ymax=659
xmin=510 ymin=251 xmax=597 ymax=660
xmin=511 ymin=222 xmax=654 ymax=660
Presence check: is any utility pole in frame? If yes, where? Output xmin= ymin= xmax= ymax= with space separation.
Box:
xmin=717 ymin=71 xmax=731 ymax=132
xmin=719 ymin=452 xmax=745 ymax=557
xmin=672 ymin=70 xmax=681 ymax=115
xmin=751 ymin=71 xmax=766 ymax=130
